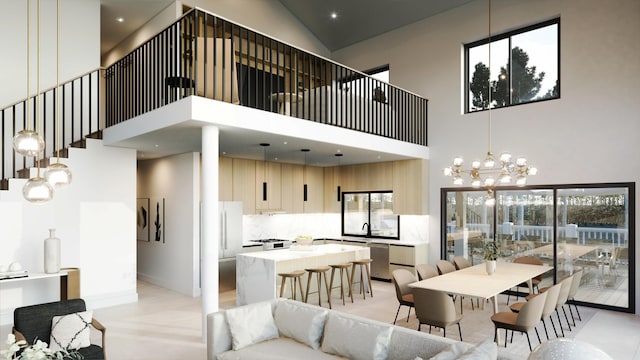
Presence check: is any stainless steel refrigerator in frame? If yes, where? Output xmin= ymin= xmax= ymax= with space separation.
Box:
xmin=219 ymin=201 xmax=243 ymax=291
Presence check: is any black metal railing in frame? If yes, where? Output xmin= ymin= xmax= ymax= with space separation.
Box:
xmin=105 ymin=8 xmax=428 ymax=146
xmin=0 ymin=69 xmax=102 ymax=184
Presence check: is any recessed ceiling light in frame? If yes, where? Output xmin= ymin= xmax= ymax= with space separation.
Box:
xmin=116 ymin=17 xmax=124 ymax=23
xmin=330 ymin=12 xmax=338 ymax=20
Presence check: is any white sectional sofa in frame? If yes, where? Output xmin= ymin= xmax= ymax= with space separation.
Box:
xmin=207 ymin=298 xmax=518 ymax=360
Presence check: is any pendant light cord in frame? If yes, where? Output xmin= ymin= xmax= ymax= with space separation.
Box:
xmin=26 ymin=0 xmax=31 ymax=132
xmin=36 ymin=0 xmax=41 ymax=176
xmin=55 ymin=0 xmax=61 ymax=162
xmin=487 ymin=0 xmax=492 ymax=156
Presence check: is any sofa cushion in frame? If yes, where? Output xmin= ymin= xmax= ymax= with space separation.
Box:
xmin=225 ymin=301 xmax=279 ymax=350
xmin=49 ymin=310 xmax=93 ymax=351
xmin=217 ymin=337 xmax=347 ymax=360
xmin=428 ymin=342 xmax=468 ymax=360
xmin=274 ymin=299 xmax=328 ymax=350
xmin=387 ymin=326 xmax=469 ymax=360
xmin=457 ymin=340 xmax=497 ymax=360
xmin=321 ymin=312 xmax=392 ymax=360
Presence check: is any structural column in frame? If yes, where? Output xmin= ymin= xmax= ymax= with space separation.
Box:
xmin=201 ymin=125 xmax=220 ymax=340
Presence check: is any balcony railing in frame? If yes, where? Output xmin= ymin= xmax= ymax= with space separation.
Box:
xmin=105 ymin=8 xmax=428 ymax=146
xmin=0 ymin=69 xmax=102 ymax=187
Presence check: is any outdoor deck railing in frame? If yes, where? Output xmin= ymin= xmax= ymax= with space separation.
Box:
xmin=464 ymin=223 xmax=628 ymax=246
xmin=105 ymin=8 xmax=428 ymax=146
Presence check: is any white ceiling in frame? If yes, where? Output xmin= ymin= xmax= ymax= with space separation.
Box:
xmin=99 ymin=0 xmax=458 ymax=162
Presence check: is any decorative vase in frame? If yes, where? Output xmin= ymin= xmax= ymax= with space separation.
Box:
xmin=44 ymin=229 xmax=61 ymax=274
xmin=485 ymin=260 xmax=496 ymax=275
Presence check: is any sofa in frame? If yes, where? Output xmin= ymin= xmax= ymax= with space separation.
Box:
xmin=207 ymin=298 xmax=518 ymax=360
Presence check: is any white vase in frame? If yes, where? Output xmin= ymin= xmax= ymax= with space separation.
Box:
xmin=44 ymin=229 xmax=61 ymax=274
xmin=486 ymin=260 xmax=496 ymax=275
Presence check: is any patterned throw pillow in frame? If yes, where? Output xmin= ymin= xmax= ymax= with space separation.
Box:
xmin=49 ymin=310 xmax=93 ymax=351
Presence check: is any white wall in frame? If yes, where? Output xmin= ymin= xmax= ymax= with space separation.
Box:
xmin=137 ymin=152 xmax=201 ymax=297
xmin=102 ymin=0 xmax=330 ymax=67
xmin=0 ymin=0 xmax=100 ymax=107
xmin=333 ymin=0 xmax=640 ymax=312
xmin=0 ymin=139 xmax=138 ymax=325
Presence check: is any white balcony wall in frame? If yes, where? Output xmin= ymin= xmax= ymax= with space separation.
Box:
xmin=0 ymin=0 xmax=100 ymax=107
xmin=332 ymin=0 xmax=640 ymax=313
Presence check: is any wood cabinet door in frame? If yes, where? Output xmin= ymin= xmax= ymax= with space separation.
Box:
xmin=232 ymin=158 xmax=255 ymax=214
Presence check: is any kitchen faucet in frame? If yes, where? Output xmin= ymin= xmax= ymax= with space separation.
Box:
xmin=362 ymin=222 xmax=369 ymax=235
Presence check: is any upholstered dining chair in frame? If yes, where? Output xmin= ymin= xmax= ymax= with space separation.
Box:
xmin=391 ymin=269 xmax=416 ymax=324
xmin=415 ymin=264 xmax=438 ymax=281
xmin=413 ymin=287 xmax=463 ymax=341
xmin=491 ymin=291 xmax=548 ymax=351
xmin=13 ymin=299 xmax=106 ymax=359
xmin=566 ymin=269 xmax=584 ymax=324
xmin=452 ymin=256 xmax=471 ymax=270
xmin=507 ymin=256 xmax=544 ymax=304
xmin=435 ymin=259 xmax=456 ymax=275
xmin=510 ymin=282 xmax=563 ymax=340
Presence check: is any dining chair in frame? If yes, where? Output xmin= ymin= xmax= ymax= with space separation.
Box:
xmin=507 ymin=256 xmax=543 ymax=304
xmin=598 ymin=246 xmax=621 ymax=285
xmin=452 ymin=256 xmax=478 ymax=311
xmin=491 ymin=291 xmax=548 ymax=351
xmin=435 ymin=259 xmax=456 ymax=275
xmin=413 ymin=287 xmax=463 ymax=341
xmin=566 ymin=269 xmax=584 ymax=325
xmin=415 ymin=264 xmax=438 ymax=281
xmin=543 ymin=275 xmax=574 ymax=337
xmin=391 ymin=269 xmax=416 ymax=324
xmin=510 ymin=282 xmax=563 ymax=340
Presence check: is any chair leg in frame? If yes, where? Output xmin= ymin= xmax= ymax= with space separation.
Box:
xmin=556 ymin=309 xmax=565 ymax=337
xmin=297 ymin=277 xmax=305 ymax=302
xmin=364 ymin=263 xmax=373 ymax=297
xmin=574 ymin=303 xmax=582 ymax=321
xmin=290 ymin=277 xmax=296 ymax=300
xmin=443 ymin=327 xmax=446 ymax=338
xmin=542 ymin=318 xmax=550 ymax=340
xmin=323 ymin=271 xmax=332 ymax=309
xmin=460 ymin=296 xmax=463 ymax=314
xmin=535 ymin=326 xmax=541 ymax=344
xmin=568 ymin=303 xmax=577 ymax=327
xmin=504 ymin=329 xmax=508 ymax=348
xmin=305 ymin=272 xmax=312 ymax=303
xmin=562 ymin=306 xmax=571 ymax=331
xmin=316 ymin=273 xmax=322 ymax=307
xmin=457 ymin=323 xmax=463 ymax=341
xmin=393 ymin=304 xmax=401 ymax=324
xmin=526 ymin=331 xmax=532 ymax=352
xmin=329 ymin=268 xmax=336 ymax=303
xmin=510 ymin=330 xmax=514 ymax=343
xmin=406 ymin=305 xmax=412 ymax=322
xmin=429 ymin=325 xmax=432 ymax=334
xmin=494 ymin=327 xmax=497 ymax=343
xmin=418 ymin=323 xmax=421 ymax=331
xmin=345 ymin=268 xmax=354 ymax=303
xmin=279 ymin=277 xmax=286 ymax=298
xmin=549 ymin=315 xmax=559 ymax=338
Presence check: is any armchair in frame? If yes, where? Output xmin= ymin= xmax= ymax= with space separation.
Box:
xmin=13 ymin=299 xmax=106 ymax=359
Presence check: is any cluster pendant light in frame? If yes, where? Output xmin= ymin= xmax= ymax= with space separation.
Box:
xmin=443 ymin=0 xmax=537 ymax=206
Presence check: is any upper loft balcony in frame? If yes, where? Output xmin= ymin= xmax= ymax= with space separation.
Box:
xmin=104 ymin=8 xmax=428 ymax=147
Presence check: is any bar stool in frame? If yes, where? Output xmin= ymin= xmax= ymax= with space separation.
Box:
xmin=278 ymin=270 xmax=306 ymax=302
xmin=305 ymin=266 xmax=332 ymax=309
xmin=329 ymin=263 xmax=353 ymax=305
xmin=350 ymin=258 xmax=373 ymax=299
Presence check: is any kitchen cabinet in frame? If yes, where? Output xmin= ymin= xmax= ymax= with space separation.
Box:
xmin=232 ymin=158 xmax=256 ymax=214
xmin=389 ymin=243 xmax=429 ymax=276
xmin=256 ymin=161 xmax=281 ymax=211
xmin=323 ymin=167 xmax=342 ymax=213
xmin=281 ymin=163 xmax=304 ymax=213
xmin=393 ymin=159 xmax=428 ymax=215
xmin=219 ymin=157 xmax=233 ymax=201
xmin=303 ymin=166 xmax=324 ymax=213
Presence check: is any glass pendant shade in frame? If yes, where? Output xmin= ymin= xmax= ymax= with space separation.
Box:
xmin=23 ymin=176 xmax=54 ymax=203
xmin=13 ymin=130 xmax=44 ymax=157
xmin=45 ymin=162 xmax=72 ymax=188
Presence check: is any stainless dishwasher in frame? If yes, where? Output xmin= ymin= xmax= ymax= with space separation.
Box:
xmin=368 ymin=242 xmax=390 ymax=280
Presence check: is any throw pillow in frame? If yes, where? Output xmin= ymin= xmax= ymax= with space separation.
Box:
xmin=274 ymin=299 xmax=328 ymax=350
xmin=458 ymin=340 xmax=498 ymax=360
xmin=49 ymin=310 xmax=93 ymax=351
xmin=321 ymin=312 xmax=393 ymax=360
xmin=429 ymin=342 xmax=467 ymax=360
xmin=225 ymin=301 xmax=279 ymax=350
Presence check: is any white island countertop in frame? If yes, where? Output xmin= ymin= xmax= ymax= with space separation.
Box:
xmin=236 ymin=244 xmax=370 ymax=306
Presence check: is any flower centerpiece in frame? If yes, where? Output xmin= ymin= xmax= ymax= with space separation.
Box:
xmin=483 ymin=239 xmax=498 ymax=275
xmin=1 ymin=334 xmax=82 ymax=360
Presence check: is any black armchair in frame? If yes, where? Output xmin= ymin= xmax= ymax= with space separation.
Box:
xmin=13 ymin=299 xmax=106 ymax=359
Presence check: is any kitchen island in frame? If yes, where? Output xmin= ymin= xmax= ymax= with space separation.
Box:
xmin=236 ymin=243 xmax=370 ymax=305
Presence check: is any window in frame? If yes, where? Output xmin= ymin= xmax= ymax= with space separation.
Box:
xmin=441 ymin=183 xmax=635 ymax=313
xmin=342 ymin=191 xmax=398 ymax=239
xmin=465 ymin=18 xmax=560 ymax=112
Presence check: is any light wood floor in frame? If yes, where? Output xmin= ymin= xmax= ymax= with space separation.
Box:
xmin=2 ymin=280 xmax=639 ymax=359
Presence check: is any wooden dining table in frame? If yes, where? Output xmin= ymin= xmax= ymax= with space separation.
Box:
xmin=409 ymin=260 xmax=553 ymax=314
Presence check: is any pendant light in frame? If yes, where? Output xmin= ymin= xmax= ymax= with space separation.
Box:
xmin=24 ymin=0 xmax=54 ymax=203
xmin=14 ymin=0 xmax=45 ymax=157
xmin=301 ymin=149 xmax=309 ymax=202
xmin=335 ymin=153 xmax=343 ymax=202
xmin=45 ymin=0 xmax=72 ymax=188
xmin=260 ymin=143 xmax=269 ymax=201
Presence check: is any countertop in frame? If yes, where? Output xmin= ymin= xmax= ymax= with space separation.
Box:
xmin=322 ymin=236 xmax=427 ymax=246
xmin=237 ymin=243 xmax=367 ymax=261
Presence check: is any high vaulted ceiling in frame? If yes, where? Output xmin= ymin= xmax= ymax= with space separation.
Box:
xmin=100 ymin=0 xmax=476 ymax=55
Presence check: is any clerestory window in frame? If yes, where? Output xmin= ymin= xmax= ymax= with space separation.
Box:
xmin=465 ymin=18 xmax=560 ymax=113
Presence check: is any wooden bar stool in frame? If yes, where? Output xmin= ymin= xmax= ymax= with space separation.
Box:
xmin=329 ymin=263 xmax=353 ymax=305
xmin=305 ymin=266 xmax=332 ymax=309
xmin=351 ymin=258 xmax=374 ymax=299
xmin=278 ymin=270 xmax=306 ymax=302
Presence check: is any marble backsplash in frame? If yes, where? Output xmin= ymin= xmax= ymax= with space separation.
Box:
xmin=243 ymin=213 xmax=429 ymax=244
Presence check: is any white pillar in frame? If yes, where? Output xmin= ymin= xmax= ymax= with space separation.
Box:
xmin=201 ymin=125 xmax=219 ymax=341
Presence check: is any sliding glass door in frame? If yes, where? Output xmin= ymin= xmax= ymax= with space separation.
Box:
xmin=441 ymin=183 xmax=634 ymax=313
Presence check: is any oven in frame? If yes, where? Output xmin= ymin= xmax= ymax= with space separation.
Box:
xmin=249 ymin=239 xmax=292 ymax=251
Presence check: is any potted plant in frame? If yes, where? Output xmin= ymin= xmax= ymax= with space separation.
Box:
xmin=483 ymin=239 xmax=498 ymax=275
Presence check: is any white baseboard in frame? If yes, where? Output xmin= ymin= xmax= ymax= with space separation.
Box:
xmin=137 ymin=272 xmax=201 ymax=297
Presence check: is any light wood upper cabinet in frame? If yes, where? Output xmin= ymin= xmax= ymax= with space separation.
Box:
xmin=255 ymin=161 xmax=282 ymax=211
xmin=232 ymin=158 xmax=256 ymax=214
xmin=303 ymin=166 xmax=324 ymax=213
xmin=219 ymin=156 xmax=233 ymax=201
xmin=393 ymin=159 xmax=428 ymax=215
xmin=281 ymin=163 xmax=304 ymax=213
xmin=323 ymin=167 xmax=342 ymax=213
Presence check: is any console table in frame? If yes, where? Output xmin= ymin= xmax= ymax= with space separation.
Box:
xmin=0 ymin=268 xmax=80 ymax=300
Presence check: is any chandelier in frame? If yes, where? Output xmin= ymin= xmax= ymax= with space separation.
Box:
xmin=443 ymin=0 xmax=537 ymax=206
